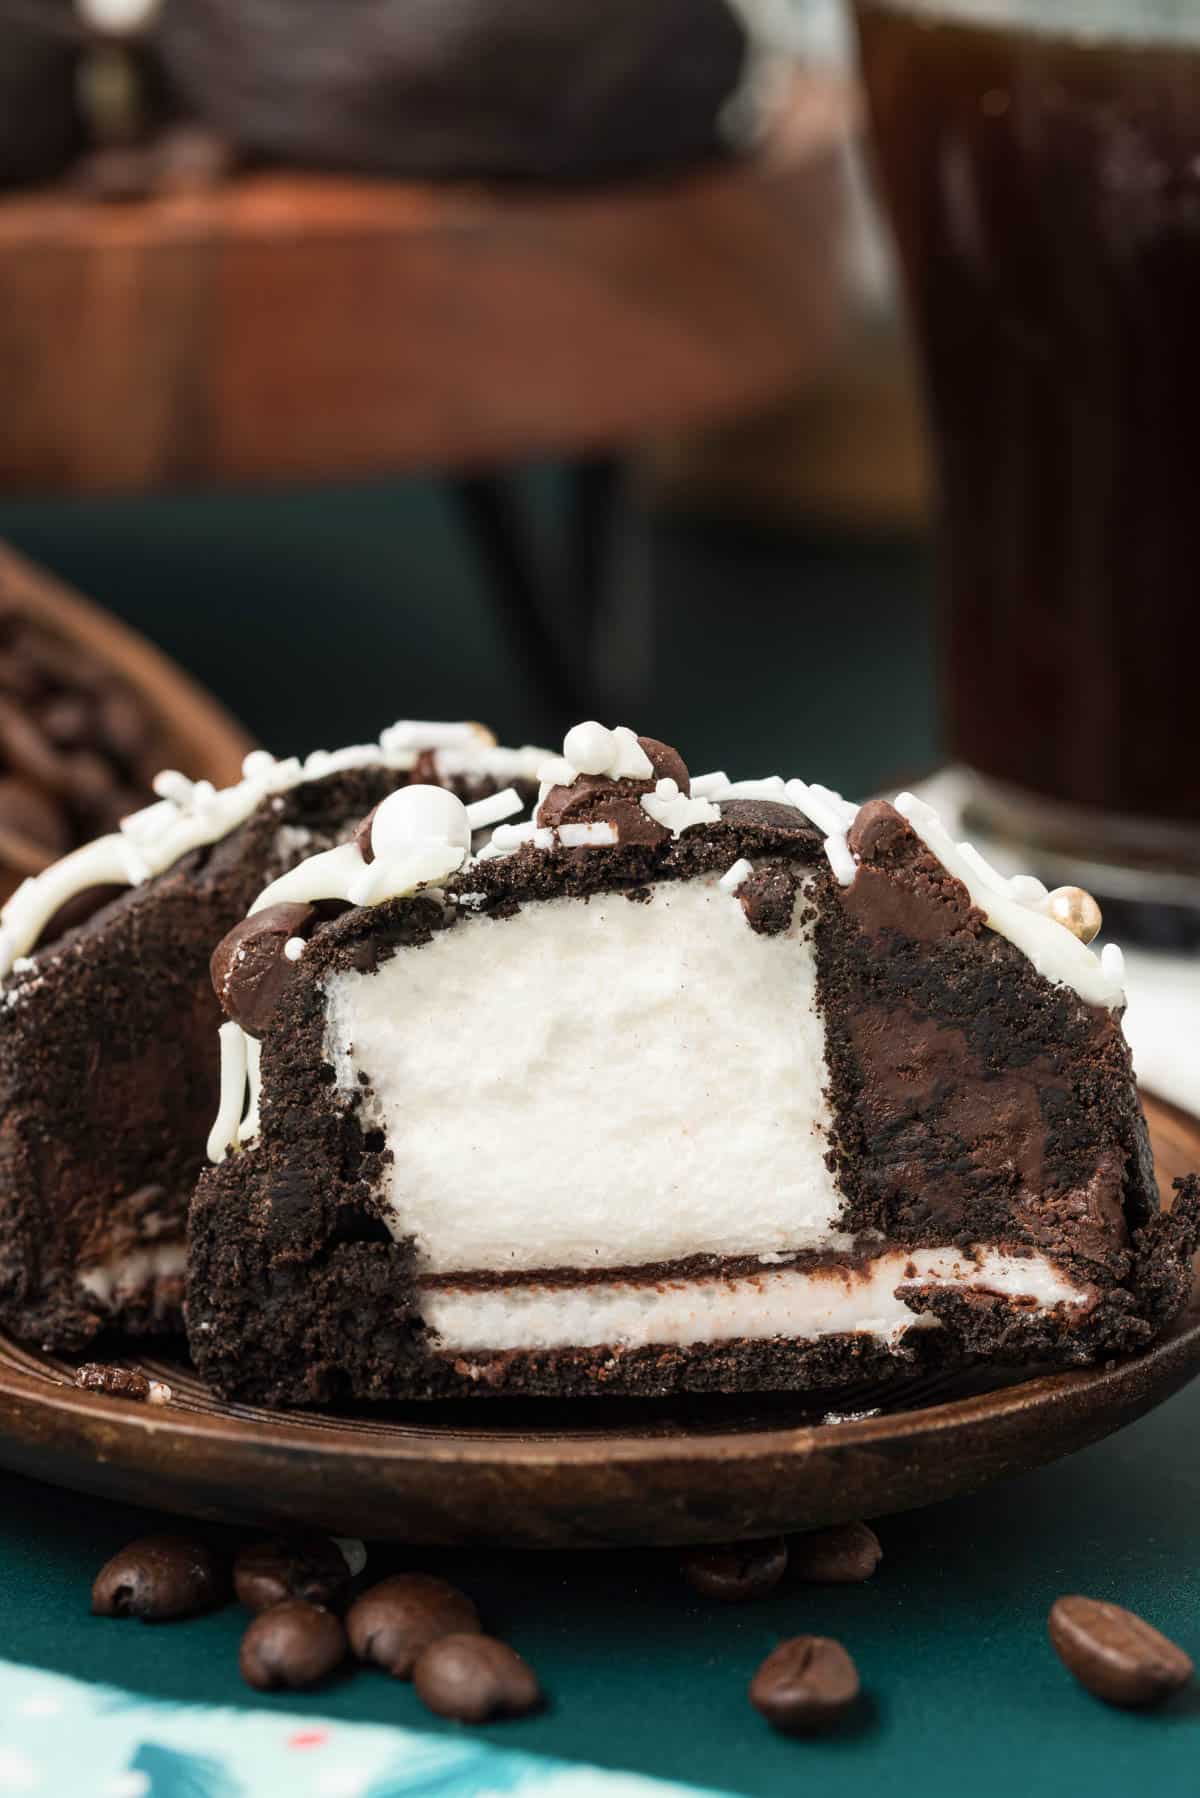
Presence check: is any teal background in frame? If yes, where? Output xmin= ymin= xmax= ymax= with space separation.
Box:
xmin=3 ymin=1378 xmax=1199 ymax=1797
xmin=0 ymin=478 xmax=936 ymax=799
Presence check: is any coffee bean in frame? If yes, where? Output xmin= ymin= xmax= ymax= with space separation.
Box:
xmin=680 ymin=1537 xmax=788 ymax=1603
xmin=234 ymin=1535 xmax=351 ymax=1614
xmin=0 ymin=776 xmax=70 ymax=858
xmin=40 ymin=696 xmax=95 ymax=751
xmin=95 ymin=683 xmax=150 ymax=764
xmin=74 ymin=1362 xmax=150 ymax=1402
xmin=1049 ymin=1596 xmax=1193 ymax=1708
xmin=789 ymin=1521 xmax=882 ymax=1584
xmin=92 ymin=1534 xmax=227 ymax=1622
xmin=0 ymin=700 xmax=70 ymax=793
xmin=347 ymin=1574 xmax=481 ymax=1679
xmin=413 ymin=1633 xmax=542 ymax=1723
xmin=239 ymin=1599 xmax=347 ymax=1691
xmin=750 ymin=1636 xmax=861 ymax=1736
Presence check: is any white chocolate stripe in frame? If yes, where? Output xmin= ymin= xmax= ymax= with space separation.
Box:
xmin=0 ymin=722 xmax=545 ymax=980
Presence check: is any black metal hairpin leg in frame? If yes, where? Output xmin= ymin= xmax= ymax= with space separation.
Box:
xmin=451 ymin=458 xmax=654 ymax=729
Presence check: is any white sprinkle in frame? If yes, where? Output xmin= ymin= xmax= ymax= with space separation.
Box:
xmin=152 ymin=769 xmax=193 ymax=806
xmin=147 ymin=1380 xmax=172 ymax=1406
xmin=639 ymin=790 xmax=721 ymax=837
xmin=11 ymin=957 xmax=34 ymax=975
xmin=1009 ymin=874 xmax=1049 ymax=907
xmin=464 ymin=786 xmax=523 ymax=831
xmin=563 ymin=720 xmax=615 ymax=775
xmin=334 ymin=1536 xmax=367 ymax=1577
xmin=690 ymin=770 xmax=730 ymax=799
xmin=824 ymin=832 xmax=857 ymax=887
xmin=654 ymin=776 xmax=680 ymax=801
xmin=718 ymin=857 xmax=753 ymax=894
xmin=283 ymin=937 xmax=305 ymax=962
xmin=1101 ymin=942 xmax=1126 ymax=985
xmin=242 ymin=749 xmax=277 ymax=779
xmin=557 ymin=822 xmax=618 ymax=848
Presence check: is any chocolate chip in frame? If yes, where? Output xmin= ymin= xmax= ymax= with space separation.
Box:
xmin=680 ymin=1537 xmax=788 ymax=1603
xmin=347 ymin=1574 xmax=481 ymax=1679
xmin=1049 ymin=1597 xmax=1193 ymax=1708
xmin=74 ymin=1362 xmax=150 ymax=1401
xmin=92 ymin=1535 xmax=227 ymax=1622
xmin=239 ymin=1599 xmax=347 ymax=1691
xmin=750 ymin=1636 xmax=861 ymax=1736
xmin=789 ymin=1521 xmax=882 ymax=1584
xmin=234 ymin=1535 xmax=351 ymax=1614
xmin=0 ymin=776 xmax=70 ymax=857
xmin=210 ymin=902 xmax=317 ymax=1036
xmin=413 ymin=1633 xmax=541 ymax=1723
xmin=737 ymin=867 xmax=801 ymax=937
xmin=353 ymin=803 xmax=379 ymax=864
xmin=717 ymin=798 xmax=816 ymax=835
xmin=637 ymin=735 xmax=690 ymax=793
xmin=847 ymin=799 xmax=909 ymax=862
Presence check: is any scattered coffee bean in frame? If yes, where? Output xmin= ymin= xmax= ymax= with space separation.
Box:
xmin=413 ymin=1633 xmax=542 ymax=1723
xmin=680 ymin=1537 xmax=788 ymax=1603
xmin=347 ymin=1574 xmax=481 ymax=1678
xmin=750 ymin=1636 xmax=861 ymax=1736
xmin=1049 ymin=1596 xmax=1193 ymax=1709
xmin=74 ymin=1363 xmax=151 ymax=1402
xmin=235 ymin=1534 xmax=352 ymax=1614
xmin=239 ymin=1600 xmax=347 ymax=1691
xmin=92 ymin=1535 xmax=227 ymax=1622
xmin=789 ymin=1521 xmax=882 ymax=1584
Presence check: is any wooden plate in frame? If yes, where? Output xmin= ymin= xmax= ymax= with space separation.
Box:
xmin=0 ymin=1093 xmax=1195 ymax=1549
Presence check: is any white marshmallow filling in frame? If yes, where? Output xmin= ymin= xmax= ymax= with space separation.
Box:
xmin=324 ymin=872 xmax=852 ymax=1275
xmin=419 ymin=1248 xmax=1092 ymax=1354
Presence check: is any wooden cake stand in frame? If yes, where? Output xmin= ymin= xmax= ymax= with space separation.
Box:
xmin=0 ymin=77 xmax=851 ymax=717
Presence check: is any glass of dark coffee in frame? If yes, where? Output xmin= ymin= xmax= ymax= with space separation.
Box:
xmin=852 ymin=0 xmax=1200 ymax=943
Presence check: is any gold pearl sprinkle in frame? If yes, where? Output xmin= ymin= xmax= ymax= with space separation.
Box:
xmin=1045 ymin=885 xmax=1103 ymax=945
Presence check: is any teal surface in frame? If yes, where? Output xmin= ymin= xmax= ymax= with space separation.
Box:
xmin=3 ymin=1378 xmax=1199 ymax=1797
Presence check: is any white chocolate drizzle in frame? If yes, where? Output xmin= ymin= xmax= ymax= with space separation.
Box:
xmin=210 ymin=783 xmax=515 ymax=1160
xmin=0 ymin=721 xmax=544 ymax=981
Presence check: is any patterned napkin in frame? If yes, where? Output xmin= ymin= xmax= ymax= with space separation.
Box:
xmin=0 ymin=1659 xmax=727 ymax=1798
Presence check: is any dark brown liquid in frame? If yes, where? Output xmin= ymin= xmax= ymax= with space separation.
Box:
xmin=855 ymin=3 xmax=1200 ymax=829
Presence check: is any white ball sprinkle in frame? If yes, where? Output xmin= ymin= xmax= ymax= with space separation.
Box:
xmin=563 ymin=720 xmax=615 ymax=775
xmin=283 ymin=937 xmax=305 ymax=962
xmin=147 ymin=1380 xmax=172 ymax=1406
xmin=655 ymin=777 xmax=680 ymax=801
xmin=369 ymin=785 xmax=472 ymax=860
